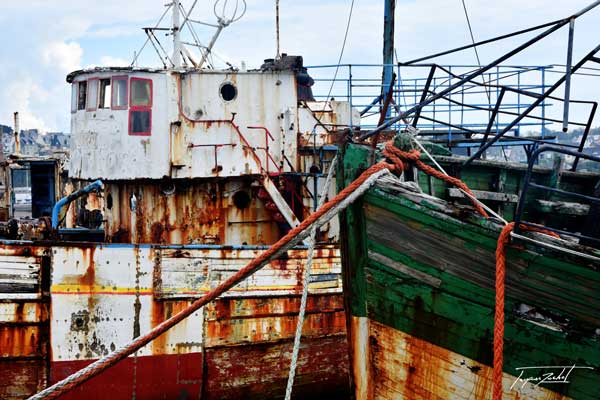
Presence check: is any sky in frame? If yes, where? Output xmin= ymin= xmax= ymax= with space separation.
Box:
xmin=0 ymin=0 xmax=599 ymax=133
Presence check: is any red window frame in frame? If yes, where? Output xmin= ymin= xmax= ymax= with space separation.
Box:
xmin=86 ymin=78 xmax=99 ymax=111
xmin=111 ymin=75 xmax=129 ymax=110
xmin=128 ymin=77 xmax=153 ymax=136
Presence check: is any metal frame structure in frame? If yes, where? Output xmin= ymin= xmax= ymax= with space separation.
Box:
xmin=308 ymin=1 xmax=600 ymax=163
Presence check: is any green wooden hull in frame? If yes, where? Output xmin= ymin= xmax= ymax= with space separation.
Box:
xmin=338 ymin=144 xmax=600 ymax=399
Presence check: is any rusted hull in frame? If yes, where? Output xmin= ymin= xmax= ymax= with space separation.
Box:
xmin=0 ymin=243 xmax=348 ymax=399
xmin=48 ymin=333 xmax=348 ymax=400
xmin=204 ymin=335 xmax=349 ymax=400
xmin=50 ymin=353 xmax=203 ymax=400
xmin=350 ymin=317 xmax=572 ymax=400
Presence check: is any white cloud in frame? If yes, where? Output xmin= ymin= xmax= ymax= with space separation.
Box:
xmin=2 ymin=79 xmax=51 ymax=133
xmin=42 ymin=41 xmax=83 ymax=74
xmin=99 ymin=56 xmax=131 ymax=67
xmin=0 ymin=0 xmax=599 ymax=134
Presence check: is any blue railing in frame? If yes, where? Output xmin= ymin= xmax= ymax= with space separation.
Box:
xmin=307 ymin=63 xmax=554 ymax=148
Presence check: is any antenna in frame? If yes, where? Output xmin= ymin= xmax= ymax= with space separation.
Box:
xmin=275 ymin=0 xmax=280 ymax=59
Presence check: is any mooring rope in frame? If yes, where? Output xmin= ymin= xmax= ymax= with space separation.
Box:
xmin=284 ymin=156 xmax=337 ymax=400
xmin=31 ymin=135 xmax=562 ymax=400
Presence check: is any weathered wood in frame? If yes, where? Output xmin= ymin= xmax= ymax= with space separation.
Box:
xmin=339 ymin=143 xmax=600 ymax=400
xmin=448 ymin=188 xmax=519 ymax=203
xmin=535 ymin=199 xmax=590 ymax=215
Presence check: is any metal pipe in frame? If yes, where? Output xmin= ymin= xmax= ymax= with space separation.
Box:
xmin=514 ymin=145 xmax=600 ymax=232
xmin=52 ymin=180 xmax=103 ymax=229
xmin=572 ymin=101 xmax=598 ymax=170
xmin=412 ymin=65 xmax=436 ymax=127
xmin=563 ymin=18 xmax=575 ymax=132
xmin=481 ymin=87 xmax=506 ymax=146
xmin=402 ymin=19 xmax=563 ymax=66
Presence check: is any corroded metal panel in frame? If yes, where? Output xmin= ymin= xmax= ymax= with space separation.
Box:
xmin=104 ymin=179 xmax=282 ymax=245
xmin=69 ymin=72 xmax=172 ymax=180
xmin=0 ymin=255 xmax=41 ymax=299
xmin=69 ymin=70 xmax=304 ymax=181
xmin=298 ymin=101 xmax=359 ymax=147
xmin=41 ymin=244 xmax=345 ymax=399
xmin=203 ymin=335 xmax=350 ymax=400
xmin=0 ymin=245 xmax=50 ymax=399
xmin=204 ymin=294 xmax=345 ymax=347
xmin=50 ymin=246 xmax=203 ymax=361
xmin=50 ymin=353 xmax=203 ymax=400
xmin=175 ymin=71 xmax=298 ymax=178
xmin=0 ymin=300 xmax=49 ymax=399
xmin=155 ymin=247 xmax=342 ymax=299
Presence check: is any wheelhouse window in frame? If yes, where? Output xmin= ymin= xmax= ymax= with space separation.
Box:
xmin=77 ymin=81 xmax=87 ymax=110
xmin=129 ymin=77 xmax=152 ymax=136
xmin=111 ymin=76 xmax=128 ymax=110
xmin=131 ymin=78 xmax=152 ymax=107
xmin=87 ymin=78 xmax=99 ymax=111
xmin=71 ymin=84 xmax=77 ymax=113
xmin=99 ymin=79 xmax=111 ymax=109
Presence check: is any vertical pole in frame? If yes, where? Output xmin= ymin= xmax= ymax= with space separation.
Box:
xmin=13 ymin=112 xmax=20 ymax=154
xmin=172 ymin=0 xmax=182 ymax=68
xmin=275 ymin=0 xmax=281 ymax=58
xmin=348 ymin=65 xmax=353 ymax=128
xmin=382 ymin=0 xmax=395 ymax=120
xmin=563 ymin=18 xmax=575 ymax=132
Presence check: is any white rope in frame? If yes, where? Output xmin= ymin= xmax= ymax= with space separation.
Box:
xmin=409 ymin=132 xmax=600 ymax=260
xmin=284 ymin=156 xmax=338 ymax=400
xmin=410 ymin=133 xmax=509 ymax=225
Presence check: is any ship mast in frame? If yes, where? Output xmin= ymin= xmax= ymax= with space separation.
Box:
xmin=172 ymin=0 xmax=182 ymax=68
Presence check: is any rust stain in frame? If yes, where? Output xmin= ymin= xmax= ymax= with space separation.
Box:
xmin=150 ymin=300 xmax=166 ymax=355
xmin=204 ymin=295 xmax=345 ymax=347
xmin=150 ymin=222 xmax=164 ymax=244
xmin=79 ymin=247 xmax=96 ymax=287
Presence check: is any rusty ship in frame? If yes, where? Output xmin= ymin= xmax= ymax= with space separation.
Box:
xmin=1 ymin=1 xmax=351 ymax=398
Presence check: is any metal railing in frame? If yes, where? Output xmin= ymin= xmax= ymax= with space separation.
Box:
xmin=308 ymin=63 xmax=553 ymax=147
xmin=514 ymin=145 xmax=600 ymax=246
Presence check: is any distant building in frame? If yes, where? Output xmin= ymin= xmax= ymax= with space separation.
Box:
xmin=0 ymin=124 xmax=70 ymax=156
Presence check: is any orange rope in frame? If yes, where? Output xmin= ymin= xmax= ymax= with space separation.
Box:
xmin=382 ymin=141 xmax=489 ymax=218
xmin=494 ymin=223 xmax=559 ymax=400
xmin=32 ymin=161 xmax=394 ymax=400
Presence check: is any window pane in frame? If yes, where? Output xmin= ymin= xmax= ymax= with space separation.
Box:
xmin=131 ymin=79 xmax=151 ymax=107
xmin=112 ymin=78 xmax=127 ymax=108
xmin=99 ymin=79 xmax=111 ymax=109
xmin=77 ymin=81 xmax=87 ymax=110
xmin=130 ymin=110 xmax=151 ymax=134
xmin=71 ymin=84 xmax=77 ymax=113
xmin=87 ymin=79 xmax=98 ymax=110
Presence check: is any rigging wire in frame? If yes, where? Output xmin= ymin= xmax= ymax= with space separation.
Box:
xmin=130 ymin=4 xmax=173 ymax=66
xmin=459 ymin=0 xmax=507 ymax=160
xmin=325 ymin=0 xmax=356 ymax=104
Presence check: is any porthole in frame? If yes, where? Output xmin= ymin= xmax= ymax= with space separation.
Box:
xmin=232 ymin=190 xmax=251 ymax=210
xmin=220 ymin=82 xmax=237 ymax=102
